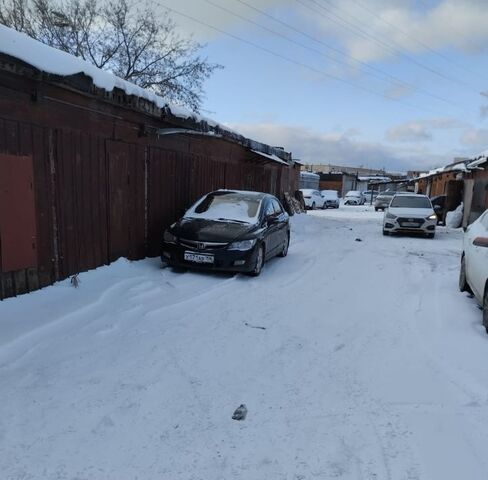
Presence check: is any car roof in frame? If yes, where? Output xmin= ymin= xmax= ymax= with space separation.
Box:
xmin=213 ymin=189 xmax=268 ymax=199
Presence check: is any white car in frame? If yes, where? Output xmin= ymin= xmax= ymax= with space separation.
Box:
xmin=300 ymin=189 xmax=325 ymax=209
xmin=344 ymin=190 xmax=365 ymax=205
xmin=382 ymin=194 xmax=437 ymax=237
xmin=459 ymin=209 xmax=488 ymax=333
xmin=320 ymin=190 xmax=340 ymax=209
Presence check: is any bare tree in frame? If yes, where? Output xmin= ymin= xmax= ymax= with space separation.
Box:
xmin=0 ymin=0 xmax=221 ymax=111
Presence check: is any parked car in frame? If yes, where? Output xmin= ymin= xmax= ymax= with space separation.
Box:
xmin=459 ymin=209 xmax=488 ymax=333
xmin=383 ymin=194 xmax=437 ymax=237
xmin=374 ymin=191 xmax=410 ymax=211
xmin=362 ymin=190 xmax=378 ymax=204
xmin=430 ymin=195 xmax=447 ymax=225
xmin=374 ymin=191 xmax=396 ymax=211
xmin=161 ymin=190 xmax=290 ymax=276
xmin=344 ymin=190 xmax=365 ymax=205
xmin=320 ymin=190 xmax=340 ymax=209
xmin=300 ymin=189 xmax=325 ymax=209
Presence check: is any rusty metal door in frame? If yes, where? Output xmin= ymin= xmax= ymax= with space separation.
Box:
xmin=0 ymin=154 xmax=37 ymax=272
xmin=107 ymin=141 xmax=145 ymax=262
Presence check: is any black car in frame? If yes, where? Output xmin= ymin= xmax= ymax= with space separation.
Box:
xmin=161 ymin=190 xmax=290 ymax=276
xmin=430 ymin=195 xmax=446 ymax=224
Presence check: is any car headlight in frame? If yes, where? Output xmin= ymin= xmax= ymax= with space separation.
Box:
xmin=385 ymin=212 xmax=396 ymax=219
xmin=163 ymin=230 xmax=177 ymax=243
xmin=427 ymin=214 xmax=437 ymax=220
xmin=228 ymin=239 xmax=257 ymax=251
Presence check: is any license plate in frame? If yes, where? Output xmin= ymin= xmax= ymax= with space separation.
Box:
xmin=402 ymin=222 xmax=419 ymax=227
xmin=184 ymin=251 xmax=214 ymax=264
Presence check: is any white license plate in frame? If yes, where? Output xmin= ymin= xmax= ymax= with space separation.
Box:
xmin=402 ymin=222 xmax=419 ymax=227
xmin=184 ymin=251 xmax=214 ymax=264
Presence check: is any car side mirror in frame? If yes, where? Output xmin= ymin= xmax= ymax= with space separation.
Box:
xmin=267 ymin=215 xmax=279 ymax=225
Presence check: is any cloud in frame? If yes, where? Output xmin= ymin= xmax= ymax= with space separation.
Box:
xmin=386 ymin=122 xmax=432 ymax=142
xmin=386 ymin=117 xmax=466 ymax=143
xmin=158 ymin=0 xmax=294 ymax=40
xmin=308 ymin=0 xmax=488 ymax=63
xmin=230 ymin=121 xmax=444 ymax=171
xmin=460 ymin=128 xmax=488 ymax=146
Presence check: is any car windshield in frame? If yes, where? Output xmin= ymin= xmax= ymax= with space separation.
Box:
xmin=321 ymin=191 xmax=337 ymax=198
xmin=390 ymin=196 xmax=431 ymax=208
xmin=346 ymin=192 xmax=360 ymax=197
xmin=186 ymin=192 xmax=261 ymax=223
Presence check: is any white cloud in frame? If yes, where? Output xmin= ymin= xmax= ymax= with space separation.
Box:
xmin=460 ymin=128 xmax=488 ymax=146
xmin=230 ymin=121 xmax=444 ymax=170
xmin=386 ymin=117 xmax=466 ymax=143
xmin=157 ymin=0 xmax=294 ymax=40
xmin=387 ymin=122 xmax=432 ymax=142
xmin=307 ymin=0 xmax=488 ymax=63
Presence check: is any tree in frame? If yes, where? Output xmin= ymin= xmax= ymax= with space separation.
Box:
xmin=0 ymin=0 xmax=221 ymax=112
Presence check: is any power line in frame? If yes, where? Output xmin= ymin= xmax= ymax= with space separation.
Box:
xmin=298 ymin=0 xmax=479 ymax=94
xmin=154 ymin=1 xmax=449 ymax=115
xmin=229 ymin=0 xmax=458 ymax=107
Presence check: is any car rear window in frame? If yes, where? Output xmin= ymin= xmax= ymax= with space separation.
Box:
xmin=390 ymin=196 xmax=431 ymax=208
xmin=188 ymin=192 xmax=261 ymax=223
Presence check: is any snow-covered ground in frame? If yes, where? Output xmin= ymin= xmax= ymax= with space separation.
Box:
xmin=2 ymin=207 xmax=488 ymax=480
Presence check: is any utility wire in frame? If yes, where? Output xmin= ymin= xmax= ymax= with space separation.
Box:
xmin=350 ymin=0 xmax=473 ymax=75
xmin=154 ymin=1 xmax=449 ymax=116
xmin=298 ymin=0 xmax=478 ymax=94
xmin=230 ymin=0 xmax=458 ymax=107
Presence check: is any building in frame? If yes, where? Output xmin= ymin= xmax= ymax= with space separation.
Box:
xmin=0 ymin=26 xmax=298 ymax=299
xmin=414 ymin=155 xmax=488 ymax=226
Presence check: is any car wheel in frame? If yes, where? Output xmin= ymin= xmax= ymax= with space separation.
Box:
xmin=249 ymin=244 xmax=265 ymax=276
xmin=459 ymin=255 xmax=472 ymax=293
xmin=382 ymin=229 xmax=389 ymax=236
xmin=375 ymin=208 xmax=379 ymax=211
xmin=311 ymin=202 xmax=316 ymax=210
xmin=483 ymin=287 xmax=488 ymax=334
xmin=278 ymin=234 xmax=290 ymax=257
xmin=427 ymin=232 xmax=435 ymax=239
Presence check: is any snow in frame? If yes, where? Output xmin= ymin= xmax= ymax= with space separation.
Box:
xmin=2 ymin=208 xmax=488 ymax=479
xmin=446 ymin=202 xmax=464 ymax=228
xmin=250 ymin=150 xmax=288 ymax=165
xmin=184 ymin=192 xmax=262 ymax=223
xmin=0 ymin=25 xmax=222 ymax=130
xmin=467 ymin=158 xmax=488 ymax=169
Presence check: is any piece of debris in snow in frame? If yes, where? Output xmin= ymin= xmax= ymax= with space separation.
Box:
xmin=244 ymin=322 xmax=266 ymax=330
xmin=355 ymin=238 xmax=362 ymax=242
xmin=70 ymin=274 xmax=80 ymax=288
xmin=232 ymin=404 xmax=248 ymax=421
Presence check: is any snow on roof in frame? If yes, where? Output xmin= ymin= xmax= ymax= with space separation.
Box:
xmin=0 ymin=25 xmax=284 ymax=160
xmin=250 ymin=149 xmax=288 ymax=165
xmin=467 ymin=157 xmax=488 ymax=169
xmin=300 ymin=171 xmax=320 ymax=179
xmin=357 ymin=176 xmax=391 ymax=182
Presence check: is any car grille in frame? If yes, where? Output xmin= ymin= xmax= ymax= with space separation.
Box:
xmin=179 ymin=238 xmax=228 ymax=250
xmin=397 ymin=217 xmax=425 ymax=228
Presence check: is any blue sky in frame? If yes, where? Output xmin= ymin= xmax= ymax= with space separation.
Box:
xmin=163 ymin=0 xmax=488 ymax=171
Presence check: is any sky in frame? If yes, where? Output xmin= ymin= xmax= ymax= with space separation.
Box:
xmin=160 ymin=0 xmax=488 ymax=171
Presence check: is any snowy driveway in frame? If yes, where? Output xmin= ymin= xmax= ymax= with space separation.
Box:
xmin=2 ymin=207 xmax=488 ymax=480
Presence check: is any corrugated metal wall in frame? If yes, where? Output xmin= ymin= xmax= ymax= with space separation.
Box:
xmin=0 ymin=117 xmax=296 ymax=299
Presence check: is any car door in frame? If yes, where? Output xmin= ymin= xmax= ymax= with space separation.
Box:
xmin=263 ymin=199 xmax=279 ymax=256
xmin=314 ymin=190 xmax=323 ymax=207
xmin=271 ymin=198 xmax=288 ymax=249
xmin=467 ymin=211 xmax=488 ymax=299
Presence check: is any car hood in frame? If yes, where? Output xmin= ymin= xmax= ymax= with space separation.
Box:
xmin=388 ymin=207 xmax=434 ymax=217
xmin=172 ymin=218 xmax=258 ymax=242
